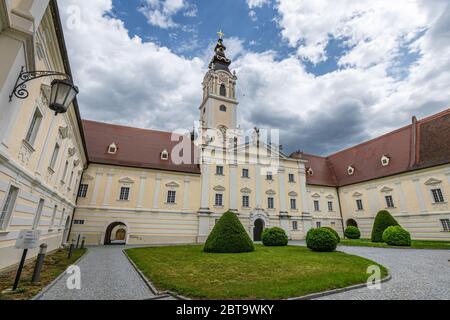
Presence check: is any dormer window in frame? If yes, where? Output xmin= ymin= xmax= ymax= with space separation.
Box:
xmin=161 ymin=149 xmax=169 ymax=160
xmin=307 ymin=168 xmax=314 ymax=176
xmin=348 ymin=166 xmax=355 ymax=175
xmin=381 ymin=155 xmax=390 ymax=166
xmin=108 ymin=143 xmax=117 ymax=154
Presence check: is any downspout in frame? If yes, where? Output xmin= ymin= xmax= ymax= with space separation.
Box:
xmin=336 ymin=187 xmax=346 ymax=237
xmin=66 ymin=170 xmax=85 ymax=242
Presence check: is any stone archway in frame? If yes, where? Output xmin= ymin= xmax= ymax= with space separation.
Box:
xmin=253 ymin=219 xmax=265 ymax=241
xmin=104 ymin=222 xmax=127 ymax=245
xmin=346 ymin=219 xmax=358 ymax=228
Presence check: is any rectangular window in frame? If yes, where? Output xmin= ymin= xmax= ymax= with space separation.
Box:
xmin=385 ymin=195 xmax=395 ymax=208
xmin=328 ymin=201 xmax=333 ymax=212
xmin=119 ymin=187 xmax=130 ymax=201
xmin=242 ymin=169 xmax=249 ymax=178
xmin=441 ymin=219 xmax=450 ymax=232
xmin=215 ymin=194 xmax=223 ymax=206
xmin=32 ymin=199 xmax=44 ymax=230
xmin=61 ymin=161 xmax=69 ymax=183
xmin=268 ymin=197 xmax=274 ymax=209
xmin=25 ymin=108 xmax=43 ymax=145
xmin=74 ymin=219 xmax=85 ymax=225
xmin=356 ymin=199 xmax=364 ymax=211
xmin=0 ymin=186 xmax=19 ymax=230
xmin=293 ymin=221 xmax=298 ymax=230
xmin=288 ymin=174 xmax=295 ymax=183
xmin=216 ymin=166 xmax=224 ymax=175
xmin=68 ymin=171 xmax=74 ymax=189
xmin=266 ymin=172 xmax=273 ymax=181
xmin=49 ymin=143 xmax=60 ymax=169
xmin=78 ymin=184 xmax=89 ymax=198
xmin=242 ymin=195 xmax=249 ymax=208
xmin=314 ymin=200 xmax=320 ymax=212
xmin=50 ymin=205 xmax=57 ymax=228
xmin=167 ymin=190 xmax=176 ymax=204
xmin=316 ymin=221 xmax=322 ymax=228
xmin=290 ymin=199 xmax=297 ymax=210
xmin=432 ymin=189 xmax=445 ymax=203
xmin=59 ymin=208 xmax=65 ymax=227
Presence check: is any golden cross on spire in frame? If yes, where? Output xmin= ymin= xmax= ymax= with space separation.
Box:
xmin=217 ymin=30 xmax=225 ymax=39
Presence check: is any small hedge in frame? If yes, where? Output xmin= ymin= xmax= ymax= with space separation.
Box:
xmin=322 ymin=226 xmax=340 ymax=243
xmin=382 ymin=226 xmax=411 ymax=246
xmin=344 ymin=226 xmax=361 ymax=239
xmin=371 ymin=210 xmax=399 ymax=243
xmin=204 ymin=211 xmax=255 ymax=253
xmin=262 ymin=227 xmax=288 ymax=247
xmin=306 ymin=228 xmax=338 ymax=252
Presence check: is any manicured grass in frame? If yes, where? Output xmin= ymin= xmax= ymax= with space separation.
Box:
xmin=0 ymin=248 xmax=86 ymax=300
xmin=126 ymin=245 xmax=387 ymax=300
xmin=340 ymin=239 xmax=450 ymax=250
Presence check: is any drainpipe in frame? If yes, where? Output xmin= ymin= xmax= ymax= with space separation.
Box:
xmin=336 ymin=187 xmax=346 ymax=237
xmin=67 ymin=170 xmax=85 ymax=243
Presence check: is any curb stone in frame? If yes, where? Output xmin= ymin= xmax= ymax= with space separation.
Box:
xmin=122 ymin=249 xmax=189 ymax=300
xmin=287 ymin=271 xmax=392 ymax=300
xmin=32 ymin=248 xmax=89 ymax=301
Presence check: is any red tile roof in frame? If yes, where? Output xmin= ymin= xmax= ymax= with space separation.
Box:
xmin=291 ymin=108 xmax=450 ymax=187
xmin=82 ymin=120 xmax=200 ymax=174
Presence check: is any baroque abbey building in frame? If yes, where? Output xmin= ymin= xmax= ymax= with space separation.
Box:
xmin=0 ymin=0 xmax=449 ymax=271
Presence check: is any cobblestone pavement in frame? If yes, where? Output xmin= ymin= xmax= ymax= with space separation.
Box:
xmin=290 ymin=242 xmax=450 ymax=300
xmin=36 ymin=246 xmax=156 ymax=300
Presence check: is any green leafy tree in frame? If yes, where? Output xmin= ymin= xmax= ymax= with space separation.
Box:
xmin=371 ymin=210 xmax=399 ymax=242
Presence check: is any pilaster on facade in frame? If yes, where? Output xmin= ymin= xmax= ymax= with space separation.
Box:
xmin=90 ymin=171 xmax=103 ymax=206
xmin=413 ymin=177 xmax=428 ymax=213
xmin=298 ymin=166 xmax=310 ymax=215
xmin=152 ymin=173 xmax=162 ymax=209
xmin=229 ymin=163 xmax=238 ymax=212
xmin=136 ymin=173 xmax=147 ymax=209
xmin=182 ymin=177 xmax=190 ymax=210
xmin=278 ymin=166 xmax=287 ymax=215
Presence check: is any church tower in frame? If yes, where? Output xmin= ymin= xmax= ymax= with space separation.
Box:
xmin=200 ymin=32 xmax=238 ymax=136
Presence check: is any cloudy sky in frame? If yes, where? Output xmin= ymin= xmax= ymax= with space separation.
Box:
xmin=59 ymin=0 xmax=450 ymax=156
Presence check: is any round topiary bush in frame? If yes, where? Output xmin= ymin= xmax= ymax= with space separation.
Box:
xmin=306 ymin=228 xmax=338 ymax=252
xmin=262 ymin=227 xmax=288 ymax=247
xmin=204 ymin=211 xmax=255 ymax=253
xmin=371 ymin=210 xmax=399 ymax=243
xmin=322 ymin=226 xmax=340 ymax=243
xmin=382 ymin=226 xmax=411 ymax=246
xmin=344 ymin=226 xmax=361 ymax=239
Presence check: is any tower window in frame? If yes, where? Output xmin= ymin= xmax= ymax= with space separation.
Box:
xmin=220 ymin=105 xmax=227 ymax=112
xmin=220 ymin=84 xmax=226 ymax=97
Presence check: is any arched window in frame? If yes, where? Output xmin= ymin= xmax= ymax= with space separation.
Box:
xmin=220 ymin=105 xmax=227 ymax=112
xmin=220 ymin=84 xmax=226 ymax=97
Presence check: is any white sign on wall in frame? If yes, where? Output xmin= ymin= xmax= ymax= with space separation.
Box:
xmin=15 ymin=230 xmax=41 ymax=249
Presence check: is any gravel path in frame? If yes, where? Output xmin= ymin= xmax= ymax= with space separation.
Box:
xmin=36 ymin=246 xmax=155 ymax=300
xmin=314 ymin=245 xmax=450 ymax=300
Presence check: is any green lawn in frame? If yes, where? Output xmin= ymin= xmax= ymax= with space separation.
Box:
xmin=126 ymin=245 xmax=387 ymax=300
xmin=340 ymin=239 xmax=450 ymax=250
xmin=0 ymin=248 xmax=86 ymax=300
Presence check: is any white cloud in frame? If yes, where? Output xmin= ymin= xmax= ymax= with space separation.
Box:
xmin=249 ymin=10 xmax=257 ymax=22
xmin=60 ymin=0 xmax=450 ymax=155
xmin=247 ymin=0 xmax=271 ymax=9
xmin=60 ymin=0 xmax=204 ymax=131
xmin=139 ymin=0 xmax=187 ymax=29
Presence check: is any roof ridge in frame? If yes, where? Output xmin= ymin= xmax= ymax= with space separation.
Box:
xmin=82 ymin=119 xmax=176 ymax=136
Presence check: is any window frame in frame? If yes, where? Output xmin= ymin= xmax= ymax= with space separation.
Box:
xmin=25 ymin=107 xmax=43 ymax=146
xmin=313 ymin=200 xmax=320 ymax=212
xmin=119 ymin=187 xmax=130 ymax=201
xmin=290 ymin=198 xmax=297 ymax=210
xmin=268 ymin=197 xmax=275 ymax=209
xmin=328 ymin=201 xmax=333 ymax=212
xmin=288 ymin=173 xmax=295 ymax=183
xmin=0 ymin=185 xmax=19 ymax=230
xmin=266 ymin=172 xmax=273 ymax=181
xmin=50 ymin=205 xmax=57 ymax=229
xmin=167 ymin=190 xmax=177 ymax=204
xmin=356 ymin=199 xmax=364 ymax=211
xmin=440 ymin=219 xmax=450 ymax=232
xmin=385 ymin=195 xmax=395 ymax=208
xmin=292 ymin=221 xmax=298 ymax=230
xmin=242 ymin=195 xmax=250 ymax=208
xmin=219 ymin=105 xmax=227 ymax=112
xmin=49 ymin=142 xmax=60 ymax=170
xmin=242 ymin=168 xmax=249 ymax=178
xmin=32 ymin=199 xmax=45 ymax=230
xmin=216 ymin=165 xmax=224 ymax=175
xmin=78 ymin=184 xmax=89 ymax=198
xmin=215 ymin=193 xmax=223 ymax=207
xmin=431 ymin=188 xmax=445 ymax=203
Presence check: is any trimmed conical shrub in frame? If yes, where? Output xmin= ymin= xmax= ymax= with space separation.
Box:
xmin=204 ymin=211 xmax=255 ymax=253
xmin=371 ymin=210 xmax=399 ymax=243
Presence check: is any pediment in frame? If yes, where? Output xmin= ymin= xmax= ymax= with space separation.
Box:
xmin=213 ymin=185 xmax=226 ymax=192
xmin=119 ymin=177 xmax=135 ymax=184
xmin=380 ymin=186 xmax=393 ymax=193
xmin=424 ymin=178 xmax=442 ymax=186
xmin=165 ymin=181 xmax=180 ymax=188
xmin=240 ymin=187 xmax=252 ymax=194
xmin=326 ymin=194 xmax=334 ymax=199
xmin=311 ymin=193 xmax=321 ymax=199
xmin=352 ymin=192 xmax=363 ymax=197
xmin=83 ymin=174 xmax=94 ymax=181
xmin=288 ymin=191 xmax=298 ymax=197
xmin=266 ymin=189 xmax=276 ymax=195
